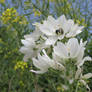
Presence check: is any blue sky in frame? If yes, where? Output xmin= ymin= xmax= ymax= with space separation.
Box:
xmin=0 ymin=0 xmax=92 ymax=33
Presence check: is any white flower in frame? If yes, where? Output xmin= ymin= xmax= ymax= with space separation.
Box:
xmin=20 ymin=30 xmax=45 ymax=61
xmin=66 ymin=21 xmax=84 ymax=38
xmin=34 ymin=15 xmax=84 ymax=45
xmin=30 ymin=49 xmax=65 ymax=74
xmin=54 ymin=38 xmax=84 ymax=58
xmin=54 ymin=38 xmax=91 ymax=66
xmin=75 ymin=67 xmax=92 ymax=80
xmin=75 ymin=67 xmax=92 ymax=91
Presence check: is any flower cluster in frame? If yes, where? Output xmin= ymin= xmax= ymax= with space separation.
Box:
xmin=20 ymin=15 xmax=92 ymax=91
xmin=0 ymin=0 xmax=5 ymax=3
xmin=1 ymin=8 xmax=18 ymax=24
xmin=1 ymin=8 xmax=27 ymax=25
xmin=14 ymin=61 xmax=28 ymax=71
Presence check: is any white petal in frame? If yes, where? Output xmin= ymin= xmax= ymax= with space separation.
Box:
xmin=66 ymin=25 xmax=84 ymax=37
xmin=76 ymin=39 xmax=87 ymax=65
xmin=58 ymin=34 xmax=64 ymax=40
xmin=21 ymin=40 xmax=28 ymax=45
xmin=62 ymin=19 xmax=74 ymax=34
xmin=54 ymin=62 xmax=65 ymax=70
xmin=79 ymin=80 xmax=90 ymax=91
xmin=32 ymin=56 xmax=49 ymax=70
xmin=32 ymin=58 xmax=43 ymax=69
xmin=47 ymin=16 xmax=56 ymax=25
xmin=67 ymin=38 xmax=79 ymax=58
xmin=39 ymin=25 xmax=55 ymax=36
xmin=24 ymin=30 xmax=41 ymax=41
xmin=38 ymin=16 xmax=56 ymax=36
xmin=76 ymin=48 xmax=84 ymax=65
xmin=21 ymin=39 xmax=35 ymax=47
xmin=57 ymin=15 xmax=67 ymax=26
xmin=54 ymin=42 xmax=68 ymax=58
xmin=19 ymin=47 xmax=27 ymax=53
xmin=45 ymin=36 xmax=57 ymax=45
xmin=78 ymin=56 xmax=92 ymax=67
xmin=24 ymin=34 xmax=31 ymax=39
xmin=75 ymin=67 xmax=82 ymax=79
xmin=67 ymin=19 xmax=74 ymax=26
xmin=32 ymin=51 xmax=55 ymax=73
xmin=30 ymin=69 xmax=47 ymax=74
xmin=75 ymin=26 xmax=84 ymax=35
xmin=52 ymin=53 xmax=61 ymax=62
xmin=82 ymin=73 xmax=92 ymax=79
xmin=80 ymin=39 xmax=87 ymax=47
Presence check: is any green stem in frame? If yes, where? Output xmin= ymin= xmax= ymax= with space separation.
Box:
xmin=75 ymin=81 xmax=79 ymax=92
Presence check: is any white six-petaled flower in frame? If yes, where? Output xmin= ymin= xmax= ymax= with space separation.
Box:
xmin=75 ymin=67 xmax=92 ymax=91
xmin=20 ymin=14 xmax=92 ymax=91
xmin=19 ymin=29 xmax=44 ymax=61
xmin=34 ymin=15 xmax=84 ymax=45
xmin=30 ymin=49 xmax=65 ymax=74
xmin=53 ymin=38 xmax=91 ymax=67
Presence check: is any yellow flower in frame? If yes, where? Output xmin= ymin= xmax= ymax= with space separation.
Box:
xmin=1 ymin=8 xmax=18 ymax=24
xmin=19 ymin=81 xmax=24 ymax=86
xmin=57 ymin=86 xmax=61 ymax=92
xmin=19 ymin=17 xmax=27 ymax=24
xmin=57 ymin=85 xmax=65 ymax=92
xmin=34 ymin=11 xmax=41 ymax=16
xmin=6 ymin=8 xmax=10 ymax=12
xmin=81 ymin=18 xmax=85 ymax=22
xmin=1 ymin=8 xmax=27 ymax=25
xmin=33 ymin=8 xmax=41 ymax=16
xmin=76 ymin=20 xmax=81 ymax=24
xmin=14 ymin=61 xmax=28 ymax=71
xmin=66 ymin=3 xmax=71 ymax=9
xmin=0 ymin=0 xmax=5 ymax=3
xmin=12 ymin=9 xmax=17 ymax=13
xmin=12 ymin=16 xmax=20 ymax=23
xmin=76 ymin=18 xmax=87 ymax=27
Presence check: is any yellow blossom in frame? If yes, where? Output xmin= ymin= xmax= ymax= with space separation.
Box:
xmin=1 ymin=8 xmax=18 ymax=24
xmin=12 ymin=16 xmax=20 ymax=23
xmin=19 ymin=17 xmax=27 ymax=24
xmin=57 ymin=85 xmax=65 ymax=92
xmin=66 ymin=3 xmax=71 ymax=9
xmin=0 ymin=0 xmax=5 ymax=3
xmin=76 ymin=18 xmax=87 ymax=27
xmin=19 ymin=81 xmax=24 ymax=86
xmin=1 ymin=8 xmax=28 ymax=25
xmin=76 ymin=20 xmax=81 ymax=24
xmin=81 ymin=18 xmax=85 ymax=23
xmin=57 ymin=86 xmax=62 ymax=92
xmin=33 ymin=8 xmax=41 ymax=16
xmin=14 ymin=61 xmax=28 ymax=71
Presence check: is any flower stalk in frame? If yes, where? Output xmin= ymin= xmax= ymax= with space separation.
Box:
xmin=20 ymin=15 xmax=92 ymax=91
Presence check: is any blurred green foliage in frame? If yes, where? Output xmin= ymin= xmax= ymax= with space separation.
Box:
xmin=0 ymin=0 xmax=92 ymax=92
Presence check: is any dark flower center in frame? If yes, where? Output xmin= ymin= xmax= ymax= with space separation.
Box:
xmin=56 ymin=28 xmax=64 ymax=35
